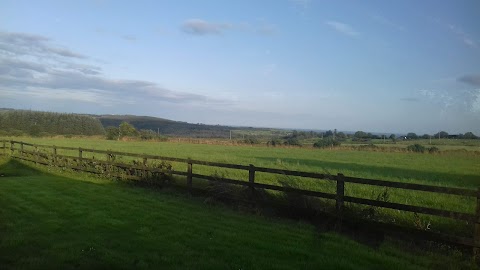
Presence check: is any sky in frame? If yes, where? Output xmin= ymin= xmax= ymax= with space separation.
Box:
xmin=1 ymin=0 xmax=479 ymax=134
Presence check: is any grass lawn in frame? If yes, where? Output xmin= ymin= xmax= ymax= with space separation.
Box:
xmin=1 ymin=137 xmax=479 ymax=238
xmin=0 ymin=158 xmax=477 ymax=269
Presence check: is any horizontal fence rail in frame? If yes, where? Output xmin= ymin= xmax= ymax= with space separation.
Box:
xmin=1 ymin=140 xmax=479 ymax=256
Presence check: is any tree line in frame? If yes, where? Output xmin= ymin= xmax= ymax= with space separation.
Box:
xmin=0 ymin=110 xmax=105 ymax=136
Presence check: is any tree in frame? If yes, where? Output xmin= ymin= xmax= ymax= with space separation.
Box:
xmin=406 ymin=132 xmax=418 ymax=140
xmin=119 ymin=122 xmax=137 ymax=137
xmin=434 ymin=131 xmax=449 ymax=139
xmin=354 ymin=131 xmax=368 ymax=138
xmin=139 ymin=129 xmax=157 ymax=140
xmin=324 ymin=130 xmax=334 ymax=137
xmin=105 ymin=126 xmax=119 ymax=140
xmin=336 ymin=132 xmax=346 ymax=140
xmin=313 ymin=138 xmax=341 ymax=148
xmin=463 ymin=132 xmax=478 ymax=139
xmin=421 ymin=134 xmax=430 ymax=139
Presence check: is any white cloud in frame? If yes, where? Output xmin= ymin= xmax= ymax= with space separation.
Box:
xmin=326 ymin=21 xmax=360 ymax=37
xmin=0 ymin=30 xmax=228 ymax=107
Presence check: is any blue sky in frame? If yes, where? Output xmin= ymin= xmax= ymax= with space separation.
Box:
xmin=1 ymin=0 xmax=479 ymax=134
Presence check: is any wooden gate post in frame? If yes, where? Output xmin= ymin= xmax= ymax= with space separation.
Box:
xmin=187 ymin=161 xmax=193 ymax=191
xmin=249 ymin=164 xmax=256 ymax=198
xmin=474 ymin=187 xmax=480 ymax=263
xmin=336 ymin=173 xmax=345 ymax=230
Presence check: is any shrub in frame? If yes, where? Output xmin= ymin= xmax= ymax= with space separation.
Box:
xmin=406 ymin=144 xmax=426 ymax=153
xmin=313 ymin=138 xmax=341 ymax=148
xmin=428 ymin=146 xmax=440 ymax=154
xmin=285 ymin=138 xmax=301 ymax=146
xmin=267 ymin=139 xmax=282 ymax=147
xmin=243 ymin=137 xmax=259 ymax=144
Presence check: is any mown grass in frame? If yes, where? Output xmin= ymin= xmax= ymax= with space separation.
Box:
xmin=1 ymin=136 xmax=479 ymax=237
xmin=0 ymin=158 xmax=477 ymax=269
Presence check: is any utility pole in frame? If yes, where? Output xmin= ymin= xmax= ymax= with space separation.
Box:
xmin=230 ymin=130 xmax=232 ymax=141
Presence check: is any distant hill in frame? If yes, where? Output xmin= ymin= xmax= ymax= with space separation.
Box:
xmin=0 ymin=109 xmax=288 ymax=139
xmin=97 ymin=114 xmax=237 ymax=138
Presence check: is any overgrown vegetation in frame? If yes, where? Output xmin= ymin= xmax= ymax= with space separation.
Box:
xmin=313 ymin=138 xmax=341 ymax=148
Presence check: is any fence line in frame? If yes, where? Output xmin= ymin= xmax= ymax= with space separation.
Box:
xmin=1 ymin=140 xmax=479 ymax=257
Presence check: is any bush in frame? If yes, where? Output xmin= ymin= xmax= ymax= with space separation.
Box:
xmin=313 ymin=138 xmax=341 ymax=148
xmin=243 ymin=137 xmax=259 ymax=144
xmin=406 ymin=144 xmax=426 ymax=153
xmin=267 ymin=139 xmax=282 ymax=147
xmin=428 ymin=146 xmax=440 ymax=154
xmin=285 ymin=138 xmax=301 ymax=146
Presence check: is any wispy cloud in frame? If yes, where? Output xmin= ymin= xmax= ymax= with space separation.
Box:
xmin=290 ymin=0 xmax=311 ymax=15
xmin=181 ymin=19 xmax=232 ymax=35
xmin=326 ymin=21 xmax=360 ymax=37
xmin=0 ymin=31 xmax=226 ymax=106
xmin=419 ymin=88 xmax=480 ymax=113
xmin=458 ymin=74 xmax=480 ymax=87
xmin=370 ymin=15 xmax=405 ymax=32
xmin=180 ymin=19 xmax=277 ymax=37
xmin=447 ymin=24 xmax=477 ymax=48
xmin=0 ymin=31 xmax=86 ymax=59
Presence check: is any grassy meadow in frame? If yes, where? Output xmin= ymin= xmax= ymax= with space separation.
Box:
xmin=1 ymin=136 xmax=479 ymax=238
xmin=0 ymin=158 xmax=477 ymax=269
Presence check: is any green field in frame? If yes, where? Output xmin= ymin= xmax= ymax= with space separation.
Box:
xmin=1 ymin=136 xmax=479 ymax=238
xmin=0 ymin=158 xmax=477 ymax=269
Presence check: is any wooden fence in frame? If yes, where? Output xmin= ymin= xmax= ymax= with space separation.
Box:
xmin=1 ymin=140 xmax=479 ymax=258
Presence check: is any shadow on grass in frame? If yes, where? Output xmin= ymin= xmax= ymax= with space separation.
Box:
xmin=0 ymin=159 xmax=44 ymax=177
xmin=256 ymin=157 xmax=480 ymax=188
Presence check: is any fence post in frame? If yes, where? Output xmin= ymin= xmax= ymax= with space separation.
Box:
xmin=53 ymin=146 xmax=57 ymax=164
xmin=34 ymin=145 xmax=38 ymax=164
xmin=249 ymin=164 xmax=255 ymax=198
xmin=78 ymin=148 xmax=83 ymax=168
xmin=474 ymin=188 xmax=480 ymax=263
xmin=336 ymin=173 xmax=345 ymax=230
xmin=143 ymin=157 xmax=148 ymax=179
xmin=105 ymin=151 xmax=111 ymax=177
xmin=187 ymin=161 xmax=193 ymax=191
